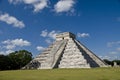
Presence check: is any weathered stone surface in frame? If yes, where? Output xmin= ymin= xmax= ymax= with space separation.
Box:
xmin=59 ymin=38 xmax=90 ymax=68
xmin=23 ymin=32 xmax=107 ymax=69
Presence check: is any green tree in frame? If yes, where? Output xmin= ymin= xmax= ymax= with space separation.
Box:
xmin=103 ymin=59 xmax=112 ymax=65
xmin=0 ymin=55 xmax=11 ymax=70
xmin=8 ymin=50 xmax=32 ymax=69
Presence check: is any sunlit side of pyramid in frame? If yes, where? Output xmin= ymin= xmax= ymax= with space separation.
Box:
xmin=23 ymin=32 xmax=107 ymax=69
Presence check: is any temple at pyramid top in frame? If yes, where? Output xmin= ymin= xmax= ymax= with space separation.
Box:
xmin=23 ymin=32 xmax=107 ymax=69
xmin=56 ymin=32 xmax=76 ymax=41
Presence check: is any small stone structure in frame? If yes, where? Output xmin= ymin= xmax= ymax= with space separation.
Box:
xmin=23 ymin=32 xmax=107 ymax=69
xmin=113 ymin=62 xmax=119 ymax=67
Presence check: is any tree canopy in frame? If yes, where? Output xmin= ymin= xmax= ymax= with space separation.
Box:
xmin=0 ymin=50 xmax=32 ymax=70
xmin=103 ymin=59 xmax=120 ymax=66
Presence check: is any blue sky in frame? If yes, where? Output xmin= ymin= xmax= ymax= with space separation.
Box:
xmin=0 ymin=0 xmax=120 ymax=60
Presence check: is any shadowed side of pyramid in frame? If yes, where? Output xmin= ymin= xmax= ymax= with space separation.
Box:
xmin=23 ymin=32 xmax=107 ymax=69
xmin=75 ymin=40 xmax=107 ymax=67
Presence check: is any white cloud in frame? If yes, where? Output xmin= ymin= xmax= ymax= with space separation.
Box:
xmin=40 ymin=29 xmax=48 ymax=37
xmin=0 ymin=50 xmax=14 ymax=55
xmin=36 ymin=46 xmax=46 ymax=51
xmin=48 ymin=30 xmax=59 ymax=39
xmin=40 ymin=30 xmax=60 ymax=39
xmin=54 ymin=0 xmax=75 ymax=13
xmin=99 ymin=55 xmax=112 ymax=60
xmin=45 ymin=39 xmax=52 ymax=44
xmin=77 ymin=33 xmax=90 ymax=38
xmin=109 ymin=51 xmax=118 ymax=55
xmin=4 ymin=45 xmax=16 ymax=50
xmin=0 ymin=38 xmax=30 ymax=55
xmin=98 ymin=56 xmax=103 ymax=59
xmin=22 ymin=0 xmax=38 ymax=4
xmin=107 ymin=41 xmax=120 ymax=47
xmin=99 ymin=50 xmax=120 ymax=60
xmin=0 ymin=51 xmax=4 ymax=55
xmin=0 ymin=13 xmax=25 ymax=28
xmin=11 ymin=39 xmax=31 ymax=47
xmin=2 ymin=40 xmax=11 ymax=44
xmin=40 ymin=30 xmax=60 ymax=44
xmin=9 ymin=0 xmax=48 ymax=12
xmin=2 ymin=38 xmax=31 ymax=49
xmin=102 ymin=56 xmax=111 ymax=60
xmin=33 ymin=0 xmax=48 ymax=12
xmin=9 ymin=0 xmax=19 ymax=4
xmin=5 ymin=50 xmax=14 ymax=54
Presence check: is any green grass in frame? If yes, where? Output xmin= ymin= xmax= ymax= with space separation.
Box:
xmin=0 ymin=68 xmax=120 ymax=80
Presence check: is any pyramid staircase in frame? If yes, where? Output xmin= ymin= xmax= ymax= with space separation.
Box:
xmin=59 ymin=38 xmax=90 ymax=68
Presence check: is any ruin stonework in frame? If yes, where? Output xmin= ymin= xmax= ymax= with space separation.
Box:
xmin=23 ymin=32 xmax=107 ymax=69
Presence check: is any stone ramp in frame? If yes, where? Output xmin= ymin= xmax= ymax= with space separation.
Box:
xmin=51 ymin=40 xmax=67 ymax=68
xmin=40 ymin=40 xmax=67 ymax=69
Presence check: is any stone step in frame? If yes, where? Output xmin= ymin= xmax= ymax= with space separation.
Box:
xmin=44 ymin=48 xmax=51 ymax=51
xmin=35 ymin=58 xmax=46 ymax=61
xmin=60 ymin=59 xmax=87 ymax=63
xmin=63 ymin=50 xmax=82 ymax=54
xmin=61 ymin=56 xmax=85 ymax=60
xmin=48 ymin=45 xmax=53 ymax=48
xmin=61 ymin=53 xmax=84 ymax=57
xmin=64 ymin=48 xmax=79 ymax=51
xmin=59 ymin=63 xmax=89 ymax=66
xmin=59 ymin=64 xmax=90 ymax=68
xmin=42 ymin=51 xmax=50 ymax=54
xmin=37 ymin=54 xmax=49 ymax=57
xmin=62 ymin=52 xmax=83 ymax=56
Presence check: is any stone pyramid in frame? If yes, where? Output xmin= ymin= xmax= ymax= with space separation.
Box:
xmin=23 ymin=32 xmax=107 ymax=69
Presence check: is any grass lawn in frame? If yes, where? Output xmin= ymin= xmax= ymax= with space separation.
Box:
xmin=0 ymin=67 xmax=120 ymax=80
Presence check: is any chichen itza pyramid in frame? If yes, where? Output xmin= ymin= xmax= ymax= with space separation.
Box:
xmin=23 ymin=32 xmax=107 ymax=69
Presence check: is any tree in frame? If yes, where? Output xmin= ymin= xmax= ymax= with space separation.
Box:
xmin=0 ymin=55 xmax=11 ymax=70
xmin=8 ymin=50 xmax=32 ymax=69
xmin=0 ymin=50 xmax=32 ymax=70
xmin=103 ymin=59 xmax=120 ymax=66
xmin=103 ymin=59 xmax=112 ymax=65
